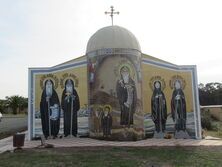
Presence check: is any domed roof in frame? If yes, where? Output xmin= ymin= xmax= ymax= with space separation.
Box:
xmin=86 ymin=25 xmax=141 ymax=54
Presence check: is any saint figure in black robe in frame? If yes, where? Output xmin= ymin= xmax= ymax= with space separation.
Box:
xmin=171 ymin=80 xmax=187 ymax=132
xmin=116 ymin=66 xmax=137 ymax=127
xmin=40 ymin=79 xmax=60 ymax=139
xmin=61 ymin=79 xmax=80 ymax=137
xmin=101 ymin=106 xmax=112 ymax=137
xmin=151 ymin=81 xmax=167 ymax=134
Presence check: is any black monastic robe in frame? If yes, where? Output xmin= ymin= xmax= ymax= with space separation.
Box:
xmin=116 ymin=78 xmax=137 ymax=126
xmin=40 ymin=89 xmax=60 ymax=138
xmin=171 ymin=89 xmax=187 ymax=131
xmin=151 ymin=89 xmax=167 ymax=133
xmin=101 ymin=113 xmax=112 ymax=137
xmin=61 ymin=89 xmax=80 ymax=136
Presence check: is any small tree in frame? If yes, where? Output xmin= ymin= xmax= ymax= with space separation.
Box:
xmin=18 ymin=97 xmax=28 ymax=113
xmin=201 ymin=108 xmax=212 ymax=130
xmin=6 ymin=95 xmax=21 ymax=115
xmin=0 ymin=100 xmax=7 ymax=113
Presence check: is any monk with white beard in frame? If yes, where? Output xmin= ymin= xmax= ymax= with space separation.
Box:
xmin=40 ymin=79 xmax=60 ymax=139
xmin=116 ymin=66 xmax=137 ymax=127
xmin=61 ymin=79 xmax=80 ymax=137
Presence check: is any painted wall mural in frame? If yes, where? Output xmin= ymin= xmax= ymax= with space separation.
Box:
xmin=29 ymin=55 xmax=201 ymax=140
xmin=150 ymin=77 xmax=167 ymax=138
xmin=61 ymin=79 xmax=80 ymax=137
xmin=101 ymin=105 xmax=112 ymax=138
xmin=40 ymin=78 xmax=61 ymax=139
xmin=88 ymin=53 xmax=144 ymax=141
xmin=116 ymin=65 xmax=137 ymax=127
xmin=33 ymin=65 xmax=89 ymax=139
xmin=170 ymin=76 xmax=190 ymax=139
xmin=142 ymin=61 xmax=197 ymax=139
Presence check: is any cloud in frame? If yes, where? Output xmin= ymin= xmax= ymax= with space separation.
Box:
xmin=0 ymin=0 xmax=222 ymax=98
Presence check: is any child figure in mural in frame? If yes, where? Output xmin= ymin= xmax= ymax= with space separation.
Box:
xmin=101 ymin=105 xmax=112 ymax=138
xmin=171 ymin=80 xmax=190 ymax=139
xmin=93 ymin=106 xmax=103 ymax=134
xmin=116 ymin=66 xmax=137 ymax=127
xmin=61 ymin=79 xmax=80 ymax=137
xmin=151 ymin=81 xmax=167 ymax=138
xmin=40 ymin=79 xmax=60 ymax=139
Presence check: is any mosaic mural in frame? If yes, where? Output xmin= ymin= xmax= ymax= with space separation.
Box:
xmin=88 ymin=53 xmax=144 ymax=141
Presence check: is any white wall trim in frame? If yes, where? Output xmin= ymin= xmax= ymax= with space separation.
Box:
xmin=28 ymin=60 xmax=87 ymax=140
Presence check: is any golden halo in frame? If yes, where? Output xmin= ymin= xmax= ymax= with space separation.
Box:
xmin=40 ymin=74 xmax=59 ymax=90
xmin=149 ymin=76 xmax=166 ymax=91
xmin=60 ymin=73 xmax=79 ymax=89
xmin=103 ymin=105 xmax=112 ymax=112
xmin=114 ymin=59 xmax=135 ymax=79
xmin=169 ymin=75 xmax=186 ymax=90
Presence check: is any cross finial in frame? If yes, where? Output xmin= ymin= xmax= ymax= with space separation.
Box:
xmin=105 ymin=6 xmax=119 ymax=26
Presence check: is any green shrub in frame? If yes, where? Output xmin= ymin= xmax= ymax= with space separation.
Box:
xmin=201 ymin=109 xmax=212 ymax=130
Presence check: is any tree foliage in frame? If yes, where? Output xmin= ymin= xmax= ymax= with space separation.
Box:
xmin=0 ymin=100 xmax=7 ymax=113
xmin=199 ymin=82 xmax=222 ymax=105
xmin=5 ymin=95 xmax=28 ymax=114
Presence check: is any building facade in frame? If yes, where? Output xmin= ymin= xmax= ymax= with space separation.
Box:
xmin=28 ymin=25 xmax=202 ymax=140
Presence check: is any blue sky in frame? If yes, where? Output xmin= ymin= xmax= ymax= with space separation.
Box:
xmin=0 ymin=0 xmax=222 ymax=99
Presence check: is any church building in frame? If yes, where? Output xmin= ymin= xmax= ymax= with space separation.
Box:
xmin=28 ymin=11 xmax=202 ymax=141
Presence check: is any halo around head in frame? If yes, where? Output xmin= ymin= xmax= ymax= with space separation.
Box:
xmin=103 ymin=105 xmax=112 ymax=112
xmin=60 ymin=73 xmax=79 ymax=89
xmin=169 ymin=75 xmax=186 ymax=90
xmin=114 ymin=59 xmax=135 ymax=79
xmin=149 ymin=76 xmax=166 ymax=91
xmin=40 ymin=74 xmax=59 ymax=90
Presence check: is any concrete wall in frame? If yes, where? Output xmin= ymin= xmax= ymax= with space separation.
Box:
xmin=201 ymin=105 xmax=222 ymax=121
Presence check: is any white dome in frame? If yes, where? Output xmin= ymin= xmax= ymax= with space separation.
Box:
xmin=86 ymin=26 xmax=141 ymax=54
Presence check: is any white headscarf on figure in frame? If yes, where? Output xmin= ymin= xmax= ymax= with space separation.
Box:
xmin=175 ymin=80 xmax=182 ymax=100
xmin=175 ymin=80 xmax=181 ymax=90
xmin=121 ymin=66 xmax=130 ymax=84
xmin=154 ymin=81 xmax=161 ymax=90
xmin=46 ymin=80 xmax=53 ymax=97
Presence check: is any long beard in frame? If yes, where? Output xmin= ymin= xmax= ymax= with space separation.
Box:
xmin=66 ymin=86 xmax=73 ymax=94
xmin=46 ymin=87 xmax=52 ymax=97
xmin=122 ymin=75 xmax=129 ymax=83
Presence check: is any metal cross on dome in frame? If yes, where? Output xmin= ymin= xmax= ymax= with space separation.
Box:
xmin=105 ymin=6 xmax=119 ymax=26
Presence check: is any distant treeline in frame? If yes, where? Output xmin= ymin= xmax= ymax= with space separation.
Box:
xmin=0 ymin=83 xmax=221 ymax=114
xmin=0 ymin=95 xmax=28 ymax=114
xmin=199 ymin=82 xmax=222 ymax=106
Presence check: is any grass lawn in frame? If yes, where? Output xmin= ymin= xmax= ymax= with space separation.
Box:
xmin=204 ymin=120 xmax=222 ymax=138
xmin=2 ymin=114 xmax=27 ymax=118
xmin=1 ymin=146 xmax=222 ymax=167
xmin=206 ymin=130 xmax=222 ymax=138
